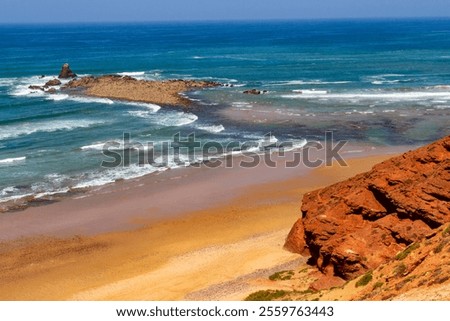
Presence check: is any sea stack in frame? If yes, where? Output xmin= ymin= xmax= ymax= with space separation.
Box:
xmin=58 ymin=63 xmax=77 ymax=79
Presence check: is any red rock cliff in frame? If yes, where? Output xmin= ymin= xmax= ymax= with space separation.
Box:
xmin=285 ymin=135 xmax=450 ymax=280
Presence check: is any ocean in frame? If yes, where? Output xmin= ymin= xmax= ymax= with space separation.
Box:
xmin=1 ymin=19 xmax=450 ymax=204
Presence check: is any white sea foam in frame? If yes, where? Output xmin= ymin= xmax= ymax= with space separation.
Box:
xmin=282 ymin=90 xmax=450 ymax=101
xmin=122 ymin=101 xmax=161 ymax=112
xmin=128 ymin=110 xmax=152 ymax=118
xmin=232 ymin=101 xmax=253 ymax=109
xmin=117 ymin=71 xmax=146 ymax=80
xmin=68 ymin=96 xmax=114 ymax=105
xmin=0 ymin=191 xmax=35 ymax=203
xmin=80 ymin=143 xmax=108 ymax=151
xmin=127 ymin=110 xmax=158 ymax=119
xmin=45 ymin=93 xmax=115 ymax=105
xmin=0 ymin=78 xmax=16 ymax=87
xmin=73 ymin=164 xmax=166 ymax=189
xmin=46 ymin=94 xmax=69 ymax=101
xmin=34 ymin=188 xmax=71 ymax=199
xmin=272 ymin=80 xmax=350 ymax=86
xmin=9 ymin=75 xmax=71 ymax=97
xmin=0 ymin=119 xmax=103 ymax=141
xmin=128 ymin=109 xmax=198 ymax=127
xmin=0 ymin=186 xmax=19 ymax=196
xmin=80 ymin=140 xmax=149 ymax=151
xmin=292 ymin=89 xmax=328 ymax=95
xmin=364 ymin=74 xmax=416 ymax=85
xmin=0 ymin=156 xmax=26 ymax=164
xmin=256 ymin=135 xmax=279 ymax=149
xmin=116 ymin=71 xmax=145 ymax=77
xmin=196 ymin=124 xmax=225 ymax=133
xmin=158 ymin=112 xmax=198 ymax=127
xmin=277 ymin=138 xmax=308 ymax=152
xmin=12 ymin=84 xmax=46 ymax=97
xmin=355 ymin=110 xmax=374 ymax=115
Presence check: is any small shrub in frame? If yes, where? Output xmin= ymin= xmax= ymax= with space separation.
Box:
xmin=395 ymin=276 xmax=416 ymax=291
xmin=394 ymin=263 xmax=407 ymax=277
xmin=396 ymin=243 xmax=420 ymax=260
xmin=355 ymin=271 xmax=373 ymax=288
xmin=245 ymin=290 xmax=287 ymax=301
xmin=430 ymin=275 xmax=450 ymax=285
xmin=295 ymin=289 xmax=314 ymax=295
xmin=434 ymin=240 xmax=447 ymax=254
xmin=442 ymin=225 xmax=450 ymax=237
xmin=372 ymin=281 xmax=384 ymax=290
xmin=269 ymin=270 xmax=295 ymax=281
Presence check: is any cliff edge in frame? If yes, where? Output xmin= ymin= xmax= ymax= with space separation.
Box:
xmin=285 ymin=135 xmax=450 ymax=283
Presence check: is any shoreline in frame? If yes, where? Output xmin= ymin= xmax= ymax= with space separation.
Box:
xmin=0 ymin=146 xmax=407 ymax=300
xmin=0 ymin=143 xmax=412 ymax=241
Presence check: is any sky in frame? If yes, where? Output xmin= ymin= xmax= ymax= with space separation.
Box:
xmin=0 ymin=0 xmax=450 ymax=24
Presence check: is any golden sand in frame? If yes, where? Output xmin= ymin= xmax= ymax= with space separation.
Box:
xmin=0 ymin=155 xmax=392 ymax=300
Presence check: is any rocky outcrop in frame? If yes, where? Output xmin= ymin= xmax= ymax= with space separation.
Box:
xmin=27 ymin=78 xmax=61 ymax=93
xmin=63 ymin=75 xmax=221 ymax=107
xmin=28 ymin=85 xmax=44 ymax=91
xmin=58 ymin=63 xmax=77 ymax=79
xmin=243 ymin=89 xmax=267 ymax=95
xmin=285 ymin=135 xmax=450 ymax=281
xmin=44 ymin=79 xmax=61 ymax=87
xmin=243 ymin=89 xmax=261 ymax=95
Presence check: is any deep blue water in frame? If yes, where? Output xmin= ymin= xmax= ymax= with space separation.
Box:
xmin=1 ymin=19 xmax=450 ymax=203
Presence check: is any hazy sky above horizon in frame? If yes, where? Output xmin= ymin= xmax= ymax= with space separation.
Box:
xmin=1 ymin=0 xmax=449 ymax=23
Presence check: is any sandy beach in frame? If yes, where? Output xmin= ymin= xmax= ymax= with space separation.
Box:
xmin=0 ymin=145 xmax=404 ymax=301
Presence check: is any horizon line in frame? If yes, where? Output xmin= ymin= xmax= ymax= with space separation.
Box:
xmin=1 ymin=16 xmax=450 ymax=26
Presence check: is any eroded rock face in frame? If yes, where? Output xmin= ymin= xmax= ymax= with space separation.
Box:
xmin=285 ymin=135 xmax=450 ymax=280
xmin=58 ymin=63 xmax=77 ymax=79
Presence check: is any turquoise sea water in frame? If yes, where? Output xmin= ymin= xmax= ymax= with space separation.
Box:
xmin=0 ymin=19 xmax=449 ymax=203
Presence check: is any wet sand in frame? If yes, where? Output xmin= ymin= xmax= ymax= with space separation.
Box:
xmin=0 ymin=146 xmax=407 ymax=300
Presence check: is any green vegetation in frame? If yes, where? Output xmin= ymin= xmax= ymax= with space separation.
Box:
xmin=372 ymin=281 xmax=384 ymax=290
xmin=394 ymin=263 xmax=407 ymax=277
xmin=396 ymin=242 xmax=420 ymax=260
xmin=395 ymin=276 xmax=416 ymax=291
xmin=404 ymin=275 xmax=416 ymax=283
xmin=355 ymin=271 xmax=373 ymax=288
xmin=442 ymin=225 xmax=450 ymax=237
xmin=294 ymin=289 xmax=315 ymax=295
xmin=434 ymin=240 xmax=447 ymax=254
xmin=245 ymin=290 xmax=288 ymax=301
xmin=269 ymin=270 xmax=295 ymax=281
xmin=299 ymin=267 xmax=309 ymax=274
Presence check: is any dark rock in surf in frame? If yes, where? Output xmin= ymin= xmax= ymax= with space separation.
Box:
xmin=58 ymin=63 xmax=77 ymax=79
xmin=44 ymin=79 xmax=62 ymax=87
xmin=243 ymin=89 xmax=261 ymax=95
